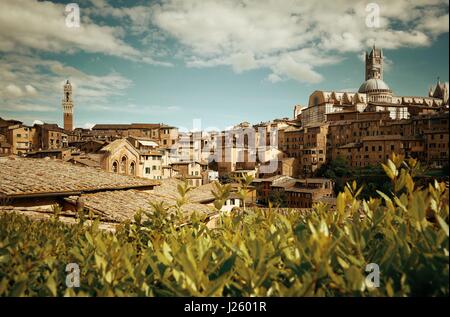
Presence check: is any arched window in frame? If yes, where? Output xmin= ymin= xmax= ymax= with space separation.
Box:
xmin=112 ymin=161 xmax=118 ymax=173
xmin=120 ymin=156 xmax=127 ymax=174
xmin=313 ymin=96 xmax=319 ymax=107
xmin=129 ymin=161 xmax=135 ymax=176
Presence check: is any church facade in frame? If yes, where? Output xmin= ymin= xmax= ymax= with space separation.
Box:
xmin=299 ymin=45 xmax=448 ymax=127
xmin=282 ymin=45 xmax=449 ymax=175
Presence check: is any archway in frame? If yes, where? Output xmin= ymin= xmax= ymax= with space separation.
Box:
xmin=112 ymin=161 xmax=118 ymax=173
xmin=120 ymin=156 xmax=127 ymax=174
xmin=129 ymin=161 xmax=135 ymax=176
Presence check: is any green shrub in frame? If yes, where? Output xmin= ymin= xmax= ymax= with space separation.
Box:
xmin=0 ymin=156 xmax=448 ymax=296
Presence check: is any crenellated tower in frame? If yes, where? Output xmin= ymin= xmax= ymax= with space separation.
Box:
xmin=62 ymin=80 xmax=74 ymax=131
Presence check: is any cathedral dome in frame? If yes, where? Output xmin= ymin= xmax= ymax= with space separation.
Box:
xmin=358 ymin=78 xmax=391 ymax=93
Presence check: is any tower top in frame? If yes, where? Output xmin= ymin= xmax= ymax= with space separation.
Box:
xmin=365 ymin=44 xmax=384 ymax=80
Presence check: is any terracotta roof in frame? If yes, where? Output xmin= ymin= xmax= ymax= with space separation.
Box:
xmin=296 ymin=178 xmax=331 ymax=184
xmin=92 ymin=124 xmax=131 ymax=130
xmin=130 ymin=123 xmax=161 ymax=129
xmin=64 ymin=189 xmax=215 ymax=222
xmin=0 ymin=157 xmax=158 ymax=198
xmin=151 ymin=178 xmax=216 ymax=203
xmin=338 ymin=142 xmax=361 ymax=149
xmin=271 ymin=177 xmax=297 ymax=189
xmin=92 ymin=123 xmax=164 ymax=130
xmin=68 ymin=155 xmax=101 ymax=168
xmin=285 ymin=188 xmax=319 ymax=194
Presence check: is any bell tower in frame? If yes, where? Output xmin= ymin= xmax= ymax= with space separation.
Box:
xmin=365 ymin=44 xmax=383 ymax=80
xmin=62 ymin=80 xmax=74 ymax=131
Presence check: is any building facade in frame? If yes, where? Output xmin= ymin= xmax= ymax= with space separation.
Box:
xmin=289 ymin=45 xmax=449 ymax=172
xmin=99 ymin=139 xmax=141 ymax=177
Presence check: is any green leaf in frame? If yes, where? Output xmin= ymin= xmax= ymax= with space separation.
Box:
xmin=436 ymin=215 xmax=449 ymax=237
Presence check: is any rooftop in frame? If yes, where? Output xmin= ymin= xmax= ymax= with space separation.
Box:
xmin=151 ymin=178 xmax=216 ymax=203
xmin=64 ymin=188 xmax=215 ymax=223
xmin=358 ymin=78 xmax=391 ymax=93
xmin=0 ymin=157 xmax=159 ymax=199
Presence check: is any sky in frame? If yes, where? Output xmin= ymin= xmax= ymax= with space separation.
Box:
xmin=0 ymin=0 xmax=448 ymax=131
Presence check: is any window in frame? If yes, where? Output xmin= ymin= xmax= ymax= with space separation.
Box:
xmin=145 ymin=167 xmax=151 ymax=174
xmin=378 ymin=146 xmax=382 ymax=151
xmin=120 ymin=156 xmax=127 ymax=174
xmin=391 ymin=145 xmax=394 ymax=151
xmin=129 ymin=162 xmax=135 ymax=175
xmin=372 ymin=146 xmax=375 ymax=151
xmin=163 ymin=140 xmax=167 ymax=145
xmin=112 ymin=161 xmax=118 ymax=173
xmin=313 ymin=96 xmax=319 ymax=107
xmin=152 ymin=166 xmax=157 ymax=170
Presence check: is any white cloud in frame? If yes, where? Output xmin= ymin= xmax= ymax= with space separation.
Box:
xmin=1 ymin=103 xmax=56 ymax=112
xmin=25 ymin=85 xmax=37 ymax=95
xmin=83 ymin=122 xmax=95 ymax=129
xmin=229 ymin=52 xmax=258 ymax=73
xmin=267 ymin=73 xmax=282 ymax=83
xmin=0 ymin=55 xmax=133 ymax=114
xmin=5 ymin=84 xmax=23 ymax=97
xmin=272 ymin=55 xmax=323 ymax=84
xmin=151 ymin=0 xmax=449 ymax=83
xmin=0 ymin=0 xmax=170 ymax=65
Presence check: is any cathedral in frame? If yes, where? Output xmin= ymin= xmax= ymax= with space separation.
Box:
xmin=299 ymin=45 xmax=449 ymax=126
xmin=62 ymin=80 xmax=74 ymax=131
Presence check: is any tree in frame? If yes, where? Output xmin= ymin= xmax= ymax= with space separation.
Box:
xmin=219 ymin=174 xmax=233 ymax=184
xmin=315 ymin=155 xmax=352 ymax=193
xmin=268 ymin=190 xmax=287 ymax=208
xmin=208 ymin=159 xmax=218 ymax=171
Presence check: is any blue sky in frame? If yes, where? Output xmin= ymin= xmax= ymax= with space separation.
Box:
xmin=0 ymin=0 xmax=448 ymax=130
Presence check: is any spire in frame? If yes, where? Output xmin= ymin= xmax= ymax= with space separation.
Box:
xmin=66 ymin=79 xmax=70 ymax=85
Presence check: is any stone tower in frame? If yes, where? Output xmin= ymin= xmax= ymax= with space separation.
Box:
xmin=62 ymin=80 xmax=73 ymax=131
xmin=365 ymin=45 xmax=383 ymax=80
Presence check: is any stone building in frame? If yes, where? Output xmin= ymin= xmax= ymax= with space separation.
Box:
xmin=91 ymin=123 xmax=179 ymax=145
xmin=299 ymin=46 xmax=446 ymax=128
xmin=69 ymin=140 xmax=107 ymax=154
xmin=99 ymin=139 xmax=141 ymax=177
xmin=327 ymin=111 xmax=448 ymax=168
xmin=25 ymin=148 xmax=73 ymax=160
xmin=253 ymin=176 xmax=334 ymax=208
xmin=170 ymin=161 xmax=208 ymax=187
xmin=5 ymin=124 xmax=37 ymax=155
xmin=0 ymin=134 xmax=11 ymax=156
xmin=34 ymin=123 xmax=68 ymax=150
xmin=282 ymin=123 xmax=328 ymax=177
xmin=159 ymin=124 xmax=179 ymax=146
xmin=141 ymin=150 xmax=163 ymax=180
xmin=289 ymin=45 xmax=449 ymax=171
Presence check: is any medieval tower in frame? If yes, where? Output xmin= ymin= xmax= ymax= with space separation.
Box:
xmin=62 ymin=80 xmax=74 ymax=131
xmin=365 ymin=45 xmax=383 ymax=80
